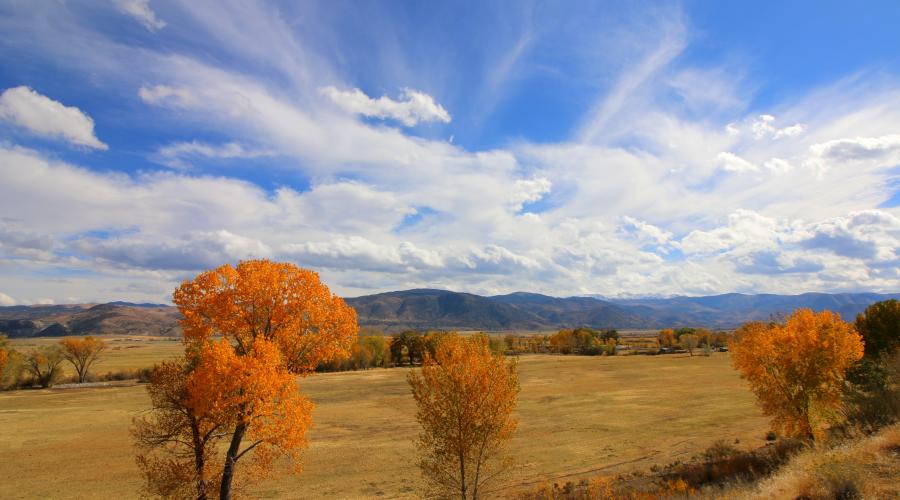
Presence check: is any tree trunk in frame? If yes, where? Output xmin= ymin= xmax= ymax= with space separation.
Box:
xmin=459 ymin=448 xmax=467 ymax=500
xmin=220 ymin=422 xmax=247 ymax=500
xmin=190 ymin=418 xmax=208 ymax=500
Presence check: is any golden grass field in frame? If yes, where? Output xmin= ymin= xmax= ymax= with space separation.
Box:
xmin=0 ymin=341 xmax=770 ymax=499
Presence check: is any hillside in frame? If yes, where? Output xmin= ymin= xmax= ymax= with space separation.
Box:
xmin=0 ymin=302 xmax=181 ymax=338
xmin=1 ymin=291 xmax=898 ymax=337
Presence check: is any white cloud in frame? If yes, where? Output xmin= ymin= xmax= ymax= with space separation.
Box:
xmin=751 ymin=114 xmax=805 ymax=139
xmin=762 ymin=158 xmax=794 ymax=174
xmin=156 ymin=141 xmax=272 ymax=169
xmin=0 ymin=86 xmax=107 ymax=149
xmin=0 ymin=292 xmax=15 ymax=306
xmin=620 ymin=216 xmax=672 ymax=248
xmin=509 ymin=177 xmax=552 ymax=211
xmin=138 ymin=85 xmax=196 ymax=107
xmin=114 ymin=0 xmax=166 ymax=32
xmin=809 ymin=134 xmax=900 ymax=163
xmin=5 ymin=2 xmax=900 ymax=302
xmin=320 ymin=86 xmax=451 ymax=126
xmin=716 ymin=151 xmax=758 ymax=173
xmin=74 ymin=230 xmax=271 ymax=271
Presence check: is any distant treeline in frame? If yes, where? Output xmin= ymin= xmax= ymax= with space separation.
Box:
xmin=316 ymin=326 xmax=734 ymax=373
xmin=316 ymin=330 xmax=506 ymax=372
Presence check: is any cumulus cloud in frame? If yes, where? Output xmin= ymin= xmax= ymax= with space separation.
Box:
xmin=620 ymin=215 xmax=672 ymax=248
xmin=0 ymin=86 xmax=107 ymax=149
xmin=751 ymin=114 xmax=805 ymax=139
xmin=801 ymin=210 xmax=900 ymax=262
xmin=114 ymin=0 xmax=166 ymax=31
xmin=509 ymin=177 xmax=552 ymax=211
xmin=156 ymin=141 xmax=272 ymax=169
xmin=320 ymin=86 xmax=451 ymax=126
xmin=809 ymin=134 xmax=900 ymax=163
xmin=0 ymin=292 xmax=15 ymax=306
xmin=0 ymin=222 xmax=55 ymax=260
xmin=284 ymin=236 xmax=407 ymax=272
xmin=679 ymin=210 xmax=783 ymax=256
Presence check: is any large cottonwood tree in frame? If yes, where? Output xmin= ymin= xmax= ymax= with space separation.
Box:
xmin=731 ymin=309 xmax=864 ymax=440
xmin=143 ymin=259 xmax=358 ymax=500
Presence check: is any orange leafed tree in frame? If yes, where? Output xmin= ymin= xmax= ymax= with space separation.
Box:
xmin=731 ymin=309 xmax=864 ymax=440
xmin=408 ymin=334 xmax=519 ymax=499
xmin=658 ymin=329 xmax=675 ymax=348
xmin=187 ymin=338 xmax=314 ymax=492
xmin=172 ymin=259 xmax=358 ymax=499
xmin=59 ymin=336 xmax=106 ymax=383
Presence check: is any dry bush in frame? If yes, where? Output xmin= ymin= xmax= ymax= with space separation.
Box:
xmin=663 ymin=438 xmax=804 ymax=489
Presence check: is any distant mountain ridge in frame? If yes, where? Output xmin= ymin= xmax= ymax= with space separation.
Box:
xmin=0 ymin=302 xmax=181 ymax=338
xmin=346 ymin=289 xmax=900 ymax=332
xmin=1 ymin=291 xmax=898 ymax=337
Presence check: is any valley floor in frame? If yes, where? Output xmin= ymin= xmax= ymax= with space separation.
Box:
xmin=0 ymin=353 xmax=769 ymax=499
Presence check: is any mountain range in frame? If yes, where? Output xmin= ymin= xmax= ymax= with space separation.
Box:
xmin=3 ymin=290 xmax=896 ymax=338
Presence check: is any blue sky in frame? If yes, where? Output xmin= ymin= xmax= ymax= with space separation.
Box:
xmin=1 ymin=0 xmax=900 ymax=304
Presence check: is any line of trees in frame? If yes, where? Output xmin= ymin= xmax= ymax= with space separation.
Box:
xmin=659 ymin=328 xmax=730 ymax=356
xmin=0 ymin=335 xmax=107 ymax=389
xmin=501 ymin=328 xmax=619 ymax=355
xmin=316 ymin=329 xmax=507 ymax=371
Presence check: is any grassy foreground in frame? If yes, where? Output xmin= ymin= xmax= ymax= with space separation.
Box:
xmin=0 ymin=352 xmax=769 ymax=499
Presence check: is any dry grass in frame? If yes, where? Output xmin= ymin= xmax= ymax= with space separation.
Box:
xmin=0 ymin=352 xmax=770 ymax=499
xmin=703 ymin=424 xmax=900 ymax=500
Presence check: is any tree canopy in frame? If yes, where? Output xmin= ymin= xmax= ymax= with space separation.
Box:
xmin=731 ymin=309 xmax=864 ymax=440
xmin=855 ymin=299 xmax=900 ymax=359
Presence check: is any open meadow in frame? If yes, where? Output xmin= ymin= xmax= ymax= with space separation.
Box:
xmin=0 ymin=348 xmax=770 ymax=499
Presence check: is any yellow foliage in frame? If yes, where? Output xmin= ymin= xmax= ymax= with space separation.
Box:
xmin=59 ymin=336 xmax=106 ymax=383
xmin=586 ymin=475 xmax=615 ymax=498
xmin=408 ymin=334 xmax=519 ymax=499
xmin=174 ymin=259 xmax=358 ymax=374
xmin=731 ymin=309 xmax=864 ymax=440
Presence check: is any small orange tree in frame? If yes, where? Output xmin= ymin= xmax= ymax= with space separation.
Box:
xmin=59 ymin=336 xmax=106 ymax=383
xmin=658 ymin=329 xmax=676 ymax=348
xmin=408 ymin=334 xmax=519 ymax=499
xmin=172 ymin=259 xmax=358 ymax=499
xmin=731 ymin=309 xmax=864 ymax=440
